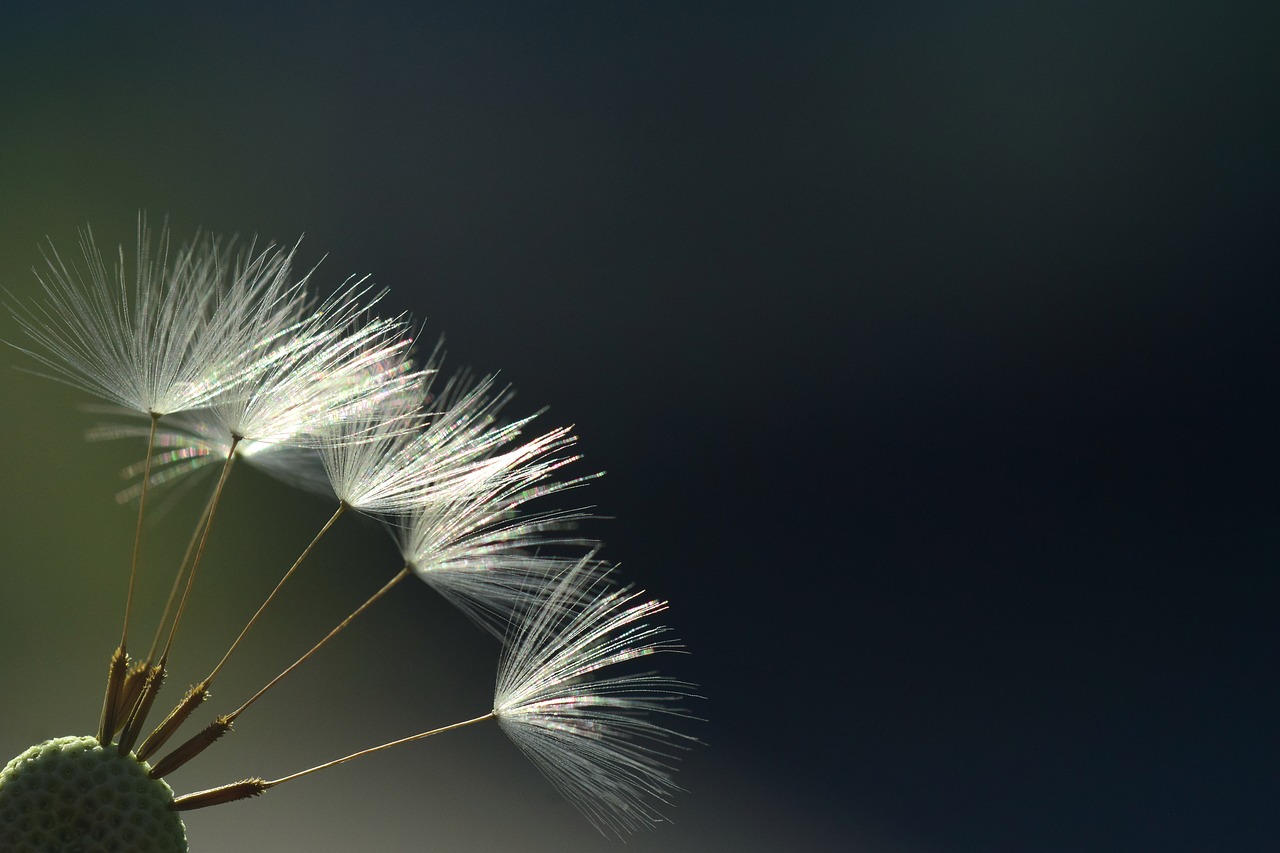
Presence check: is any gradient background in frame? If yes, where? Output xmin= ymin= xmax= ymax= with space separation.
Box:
xmin=0 ymin=3 xmax=1277 ymax=852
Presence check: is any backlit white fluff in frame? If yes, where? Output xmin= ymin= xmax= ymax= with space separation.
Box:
xmin=383 ymin=375 xmax=593 ymax=635
xmin=205 ymin=281 xmax=420 ymax=447
xmin=87 ymin=410 xmax=335 ymax=503
xmin=493 ymin=560 xmax=696 ymax=837
xmin=8 ymin=220 xmax=308 ymax=416
xmin=321 ymin=371 xmax=557 ymax=516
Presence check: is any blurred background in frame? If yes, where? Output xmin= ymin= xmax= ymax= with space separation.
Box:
xmin=0 ymin=2 xmax=1276 ymax=851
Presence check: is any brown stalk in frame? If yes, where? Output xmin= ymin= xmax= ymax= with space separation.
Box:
xmin=98 ymin=412 xmax=160 ymax=744
xmin=170 ymin=778 xmax=268 ymax=811
xmin=117 ymin=662 xmax=165 ymax=755
xmin=137 ymin=680 xmax=211 ymax=762
xmin=166 ymin=714 xmax=494 ymax=811
xmin=149 ymin=715 xmax=233 ymax=779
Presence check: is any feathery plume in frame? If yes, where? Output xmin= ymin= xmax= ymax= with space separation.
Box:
xmin=205 ymin=281 xmax=421 ymax=448
xmin=387 ymin=378 xmax=594 ymax=634
xmin=7 ymin=218 xmax=309 ymax=416
xmin=493 ymin=559 xmax=698 ymax=837
xmin=320 ymin=371 xmax=542 ymax=512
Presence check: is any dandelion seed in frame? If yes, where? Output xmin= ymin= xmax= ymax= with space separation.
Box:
xmin=494 ymin=560 xmax=698 ymax=837
xmin=389 ymin=403 xmax=596 ymax=635
xmin=320 ymin=368 xmax=599 ymax=633
xmin=146 ymin=374 xmax=594 ymax=768
xmin=7 ymin=220 xmax=315 ymax=743
xmin=7 ymin=218 xmax=307 ymax=417
xmin=133 ymin=304 xmax=424 ymax=695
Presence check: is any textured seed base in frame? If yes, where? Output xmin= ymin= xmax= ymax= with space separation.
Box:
xmin=0 ymin=735 xmax=188 ymax=853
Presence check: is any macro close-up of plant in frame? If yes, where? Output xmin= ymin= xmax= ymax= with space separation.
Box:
xmin=3 ymin=5 xmax=1276 ymax=852
xmin=0 ymin=222 xmax=698 ymax=851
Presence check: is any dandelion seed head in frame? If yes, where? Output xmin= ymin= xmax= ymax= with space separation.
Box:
xmin=0 ymin=736 xmax=187 ymax=852
xmin=7 ymin=218 xmax=700 ymax=848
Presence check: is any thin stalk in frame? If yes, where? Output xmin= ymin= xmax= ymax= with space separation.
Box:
xmin=160 ymin=438 xmax=241 ymax=663
xmin=141 ymin=501 xmax=353 ymax=764
xmin=121 ymin=440 xmax=238 ymax=755
xmin=203 ymin=501 xmax=349 ymax=687
xmin=98 ymin=411 xmax=160 ymax=743
xmin=146 ymin=493 xmax=215 ymax=665
xmin=227 ymin=564 xmax=410 ymax=721
xmin=122 ymin=412 xmax=161 ymax=648
xmin=266 ymin=713 xmax=495 ymax=788
xmin=149 ymin=566 xmax=412 ymax=777
xmin=119 ymin=490 xmax=214 ymax=743
xmin=126 ymin=461 xmax=229 ymax=757
xmin=168 ymin=713 xmax=495 ymax=811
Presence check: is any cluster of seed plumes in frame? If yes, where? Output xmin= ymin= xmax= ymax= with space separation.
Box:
xmin=0 ymin=220 xmax=697 ymax=848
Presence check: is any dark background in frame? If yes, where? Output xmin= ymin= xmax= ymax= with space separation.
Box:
xmin=0 ymin=3 xmax=1276 ymax=851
